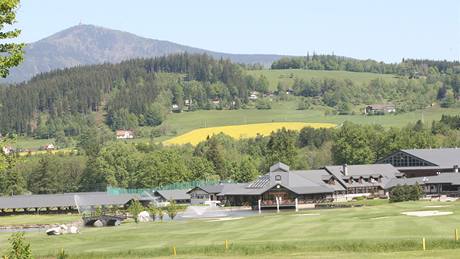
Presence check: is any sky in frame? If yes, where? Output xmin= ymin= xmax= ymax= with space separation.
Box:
xmin=10 ymin=0 xmax=460 ymax=63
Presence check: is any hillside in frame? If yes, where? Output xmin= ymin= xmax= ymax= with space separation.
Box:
xmin=1 ymin=53 xmax=458 ymax=144
xmin=2 ymin=24 xmax=286 ymax=83
xmin=247 ymin=69 xmax=400 ymax=91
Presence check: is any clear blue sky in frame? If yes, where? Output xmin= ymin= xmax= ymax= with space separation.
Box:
xmin=11 ymin=0 xmax=460 ymax=63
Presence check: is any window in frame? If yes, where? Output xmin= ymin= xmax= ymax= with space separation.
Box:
xmin=275 ymin=175 xmax=282 ymax=181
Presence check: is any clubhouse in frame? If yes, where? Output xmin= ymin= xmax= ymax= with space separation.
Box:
xmin=2 ymin=148 xmax=460 ymax=213
xmin=188 ymin=148 xmax=460 ymax=207
xmin=188 ymin=162 xmax=401 ymax=207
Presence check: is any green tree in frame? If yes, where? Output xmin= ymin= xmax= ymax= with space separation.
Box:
xmin=265 ymin=128 xmax=298 ymax=170
xmin=255 ymin=75 xmax=269 ymax=93
xmin=157 ymin=207 xmax=164 ymax=222
xmin=91 ymin=142 xmax=142 ymax=188
xmin=0 ymin=136 xmax=26 ymax=195
xmin=144 ymin=103 xmax=168 ymax=126
xmin=4 ymin=232 xmax=32 ymax=259
xmin=147 ymin=204 xmax=158 ymax=222
xmin=29 ymin=155 xmax=60 ymax=194
xmin=0 ymin=0 xmax=24 ymax=78
xmin=332 ymin=122 xmax=376 ymax=164
xmin=188 ymin=156 xmax=216 ymax=180
xmin=165 ymin=200 xmax=178 ymax=220
xmin=128 ymin=199 xmax=144 ymax=223
xmin=231 ymin=156 xmax=259 ymax=182
xmin=138 ymin=149 xmax=192 ymax=187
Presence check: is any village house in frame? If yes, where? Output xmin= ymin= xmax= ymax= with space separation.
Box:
xmin=115 ymin=130 xmax=134 ymax=139
xmin=364 ymin=104 xmax=396 ymax=115
xmin=249 ymin=91 xmax=259 ymax=100
xmin=2 ymin=146 xmax=14 ymax=155
xmin=171 ymin=104 xmax=181 ymax=112
xmin=42 ymin=143 xmax=55 ymax=151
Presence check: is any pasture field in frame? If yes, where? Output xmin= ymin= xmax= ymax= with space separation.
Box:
xmin=163 ymin=122 xmax=335 ymax=145
xmin=150 ymin=102 xmax=460 ymax=143
xmin=2 ymin=201 xmax=460 ymax=258
xmin=13 ymin=138 xmax=55 ymax=150
xmin=246 ymin=69 xmax=400 ymax=91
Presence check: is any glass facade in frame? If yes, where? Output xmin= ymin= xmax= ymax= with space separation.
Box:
xmin=380 ymin=152 xmax=433 ymax=167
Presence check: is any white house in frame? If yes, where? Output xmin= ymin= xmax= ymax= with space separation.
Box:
xmin=116 ymin=130 xmax=134 ymax=139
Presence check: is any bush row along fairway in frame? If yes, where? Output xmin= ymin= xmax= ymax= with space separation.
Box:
xmin=163 ymin=122 xmax=336 ymax=146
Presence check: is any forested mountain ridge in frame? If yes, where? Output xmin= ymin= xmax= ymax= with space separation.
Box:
xmin=0 ymin=53 xmax=261 ymax=136
xmin=1 ymin=24 xmax=286 ymax=83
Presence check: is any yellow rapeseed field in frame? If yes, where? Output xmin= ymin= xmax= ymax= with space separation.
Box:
xmin=163 ymin=122 xmax=336 ymax=146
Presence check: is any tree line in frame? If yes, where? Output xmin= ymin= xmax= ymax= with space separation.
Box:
xmin=271 ymin=54 xmax=460 ymax=77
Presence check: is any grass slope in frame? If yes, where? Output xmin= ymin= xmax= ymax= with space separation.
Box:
xmin=3 ymin=201 xmax=460 ymax=258
xmin=246 ymin=69 xmax=399 ymax=91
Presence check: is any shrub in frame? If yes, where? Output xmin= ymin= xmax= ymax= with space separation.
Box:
xmin=389 ymin=184 xmax=423 ymax=202
xmin=255 ymin=99 xmax=271 ymax=110
xmin=57 ymin=248 xmax=68 ymax=259
xmin=3 ymin=232 xmax=32 ymax=259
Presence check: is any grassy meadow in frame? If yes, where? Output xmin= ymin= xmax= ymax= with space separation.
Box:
xmin=3 ymin=201 xmax=460 ymax=258
xmin=149 ymin=101 xmax=460 ymax=143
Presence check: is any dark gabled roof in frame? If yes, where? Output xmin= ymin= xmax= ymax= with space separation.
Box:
xmin=401 ymin=148 xmax=460 ymax=168
xmin=324 ymin=164 xmax=399 ymax=189
xmin=0 ymin=192 xmax=143 ymax=210
xmin=187 ymin=185 xmax=224 ymax=194
xmin=223 ymin=168 xmax=338 ymax=195
xmin=386 ymin=173 xmax=460 ymax=189
xmin=187 ymin=184 xmax=245 ymax=195
xmin=270 ymin=162 xmax=290 ymax=172
xmin=247 ymin=174 xmax=270 ymax=189
xmin=155 ymin=189 xmax=190 ymax=201
xmin=291 ymin=170 xmax=345 ymax=192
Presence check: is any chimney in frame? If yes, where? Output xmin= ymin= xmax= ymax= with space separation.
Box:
xmin=454 ymin=165 xmax=459 ymax=173
xmin=342 ymin=164 xmax=348 ymax=176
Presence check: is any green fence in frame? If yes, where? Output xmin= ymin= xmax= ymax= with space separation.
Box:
xmin=107 ymin=179 xmax=232 ymax=195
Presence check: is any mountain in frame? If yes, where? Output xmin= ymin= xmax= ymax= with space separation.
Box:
xmin=3 ymin=24 xmax=286 ymax=83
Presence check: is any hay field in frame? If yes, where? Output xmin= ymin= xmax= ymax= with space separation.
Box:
xmin=163 ymin=122 xmax=336 ymax=145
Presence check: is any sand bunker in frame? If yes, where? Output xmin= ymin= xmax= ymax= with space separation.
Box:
xmin=206 ymin=217 xmax=243 ymax=222
xmin=402 ymin=210 xmax=453 ymax=217
xmin=294 ymin=213 xmax=320 ymax=216
xmin=425 ymin=205 xmax=450 ymax=208
xmin=370 ymin=216 xmax=390 ymax=220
